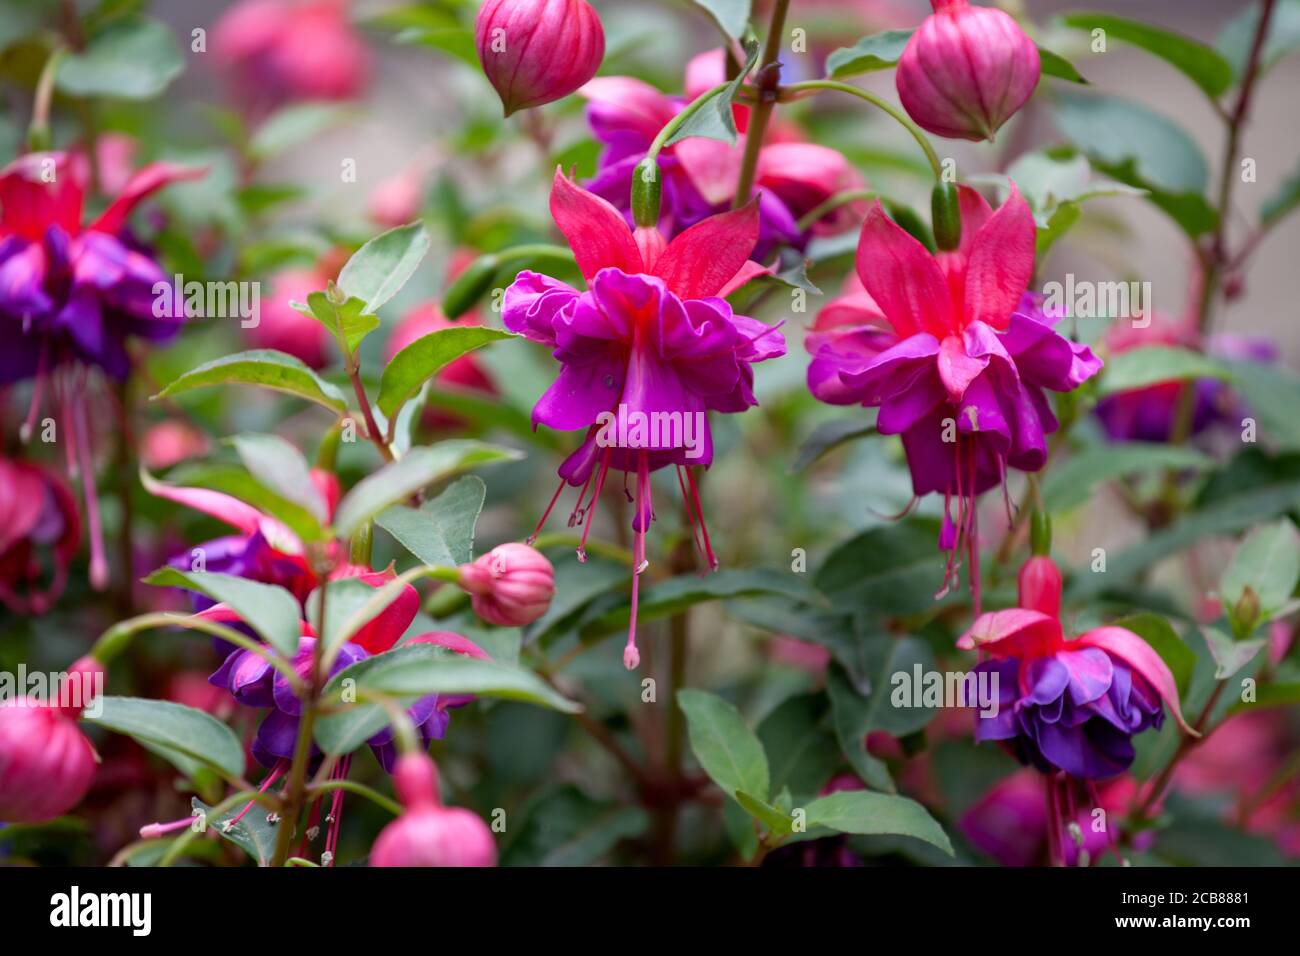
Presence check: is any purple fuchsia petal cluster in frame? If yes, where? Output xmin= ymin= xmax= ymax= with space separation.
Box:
xmin=581 ymin=52 xmax=866 ymax=257
xmin=505 ymin=170 xmax=786 ymax=669
xmin=806 ymin=184 xmax=1102 ymax=603
xmin=959 ymin=555 xmax=1197 ymax=779
xmin=0 ymin=150 xmax=202 ymax=594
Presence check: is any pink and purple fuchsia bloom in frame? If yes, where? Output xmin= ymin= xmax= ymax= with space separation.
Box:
xmin=959 ymin=555 xmax=1196 ymax=780
xmin=806 ymin=184 xmax=1101 ymax=602
xmin=505 ymin=170 xmax=786 ymax=669
xmin=0 ymin=150 xmax=201 ymax=592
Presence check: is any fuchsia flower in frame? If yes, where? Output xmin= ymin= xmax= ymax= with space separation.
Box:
xmin=0 ymin=150 xmax=202 ymax=591
xmin=1093 ymin=315 xmax=1278 ymax=443
xmin=896 ymin=0 xmax=1040 ymax=142
xmin=581 ymin=51 xmax=865 ymax=256
xmin=959 ymin=555 xmax=1195 ymax=780
xmin=504 ymin=170 xmax=785 ymax=668
xmin=212 ymin=0 xmax=372 ymax=115
xmin=459 ymin=542 xmax=555 ymax=627
xmin=371 ymin=753 xmax=497 ymax=867
xmin=0 ymin=657 xmax=103 ymax=823
xmin=475 ymin=0 xmax=605 ymax=117
xmin=806 ymin=185 xmax=1101 ymax=599
xmin=0 ymin=457 xmax=80 ymax=614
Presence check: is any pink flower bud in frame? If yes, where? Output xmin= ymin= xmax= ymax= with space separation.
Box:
xmin=896 ymin=0 xmax=1040 ymax=142
xmin=475 ymin=0 xmax=605 ymax=116
xmin=0 ymin=657 xmax=103 ymax=822
xmin=141 ymin=420 xmax=211 ymax=471
xmin=370 ymin=754 xmax=497 ymax=867
xmin=1017 ymin=555 xmax=1062 ymax=619
xmin=458 ymin=543 xmax=555 ymax=628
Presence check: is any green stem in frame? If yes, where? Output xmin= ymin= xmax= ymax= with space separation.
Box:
xmin=645 ymin=81 xmax=734 ymax=164
xmin=306 ymin=778 xmax=403 ymax=817
xmin=90 ymin=612 xmax=305 ymax=694
xmin=795 ymin=189 xmax=878 ymax=232
xmin=28 ymin=45 xmax=66 ymax=151
xmin=781 ymin=80 xmax=944 ymax=180
xmin=732 ymin=0 xmax=792 ymax=208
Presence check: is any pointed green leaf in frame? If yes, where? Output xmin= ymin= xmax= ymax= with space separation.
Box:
xmin=143 ymin=568 xmax=302 ymax=657
xmin=377 ymin=326 xmax=515 ymax=419
xmin=337 ymin=222 xmax=431 ymax=314
xmin=677 ymin=689 xmax=769 ymax=801
xmin=375 ymin=475 xmax=485 ymax=567
xmin=89 ymin=697 xmax=245 ymax=782
xmin=151 ymin=349 xmax=348 ymax=412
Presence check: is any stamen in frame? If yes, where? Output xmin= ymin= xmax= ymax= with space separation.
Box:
xmin=20 ymin=340 xmax=49 ymax=444
xmin=139 ymin=816 xmax=195 ymax=839
xmin=675 ymin=466 xmax=707 ymax=565
xmin=72 ymin=391 xmax=108 ymax=591
xmin=224 ymin=760 xmax=286 ymax=830
xmin=577 ymin=446 xmax=612 ymax=563
xmin=527 ymin=478 xmax=568 ymax=544
xmin=324 ymin=754 xmax=351 ymax=866
xmin=684 ymin=467 xmax=719 ymax=571
xmin=624 ymin=452 xmax=651 ymax=670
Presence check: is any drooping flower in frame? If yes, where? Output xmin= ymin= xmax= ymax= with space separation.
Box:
xmin=0 ymin=657 xmax=103 ymax=823
xmin=581 ymin=51 xmax=865 ymax=256
xmin=370 ymin=753 xmax=497 ymax=867
xmin=806 ymin=185 xmax=1101 ymax=601
xmin=475 ymin=0 xmax=605 ymax=117
xmin=1093 ymin=315 xmax=1277 ymax=443
xmin=958 ymin=555 xmax=1195 ymax=780
xmin=504 ymin=170 xmax=785 ymax=668
xmin=0 ymin=150 xmax=202 ymax=589
xmin=895 ymin=0 xmax=1040 ymax=142
xmin=212 ymin=0 xmax=372 ymax=116
xmin=458 ymin=542 xmax=555 ymax=627
xmin=0 ymin=456 xmax=80 ymax=614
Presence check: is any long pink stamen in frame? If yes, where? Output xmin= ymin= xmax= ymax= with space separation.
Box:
xmin=675 ymin=466 xmax=707 ymax=565
xmin=624 ymin=452 xmax=651 ymax=670
xmin=568 ymin=469 xmax=596 ymax=527
xmin=323 ymin=754 xmax=350 ymax=866
xmin=225 ymin=760 xmax=287 ymax=829
xmin=72 ymin=391 xmax=108 ymax=591
xmin=20 ymin=340 xmax=49 ymax=443
xmin=527 ymin=478 xmax=568 ymax=544
xmin=684 ymin=467 xmax=718 ymax=571
xmin=577 ymin=447 xmax=612 ymax=563
xmin=139 ymin=816 xmax=196 ymax=839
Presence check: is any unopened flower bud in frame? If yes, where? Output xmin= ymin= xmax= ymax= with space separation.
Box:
xmin=896 ymin=0 xmax=1040 ymax=142
xmin=1017 ymin=555 xmax=1062 ymax=619
xmin=458 ymin=543 xmax=555 ymax=627
xmin=370 ymin=753 xmax=497 ymax=867
xmin=441 ymin=254 xmax=499 ymax=320
xmin=475 ymin=0 xmax=605 ymax=117
xmin=931 ymin=180 xmax=962 ymax=252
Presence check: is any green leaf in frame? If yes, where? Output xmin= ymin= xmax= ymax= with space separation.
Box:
xmin=193 ymin=797 xmax=279 ymax=866
xmin=1220 ymin=519 xmax=1300 ymax=622
xmin=756 ymin=694 xmax=841 ymax=802
xmin=1097 ymin=346 xmax=1229 ymax=396
xmin=527 ymin=552 xmax=629 ymax=648
xmin=307 ymin=577 xmax=386 ymax=657
xmin=57 ymin=16 xmax=184 ymax=100
xmin=802 ymin=790 xmax=953 ymax=855
xmin=1261 ymin=161 xmax=1300 ymax=227
xmin=1216 ymin=0 xmax=1300 ymax=81
xmin=690 ymin=0 xmax=752 ymax=39
xmin=827 ymin=665 xmax=895 ymax=793
xmin=1037 ymin=45 xmax=1088 ymax=84
xmin=142 ymin=569 xmax=302 ymax=658
xmin=333 ymin=440 xmax=520 ymax=539
xmin=825 ymin=30 xmax=914 ymax=78
xmin=315 ymin=644 xmax=581 ymax=754
xmin=665 ymin=37 xmax=759 ymax=148
xmin=1061 ymin=13 xmax=1233 ymax=99
xmin=1112 ymin=613 xmax=1196 ymax=699
xmin=89 ymin=697 xmax=245 ymax=782
xmin=375 ymin=475 xmax=485 ymax=567
xmin=1203 ymin=627 xmax=1267 ymax=680
xmin=814 ymin=518 xmax=947 ymax=616
xmin=376 ymin=326 xmax=514 ymax=420
xmin=248 ymin=103 xmax=353 ymax=160
xmin=1052 ymin=91 xmax=1215 ymax=236
xmin=677 ymin=689 xmax=769 ymax=801
xmin=296 ymin=292 xmax=381 ymax=355
xmin=1221 ymin=360 xmax=1300 ymax=449
xmin=735 ymin=791 xmax=793 ymax=835
xmin=501 ymin=785 xmax=649 ymax=866
xmin=791 ymin=415 xmax=877 ymax=472
xmin=151 ymin=349 xmax=348 ymax=413
xmin=576 ymin=569 xmax=820 ymax=641
xmin=394 ymin=26 xmax=479 ymax=67
xmin=337 ymin=222 xmax=431 ymax=314
xmin=1041 ymin=442 xmax=1212 ymax=511
xmin=230 ymin=433 xmax=328 ymax=523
